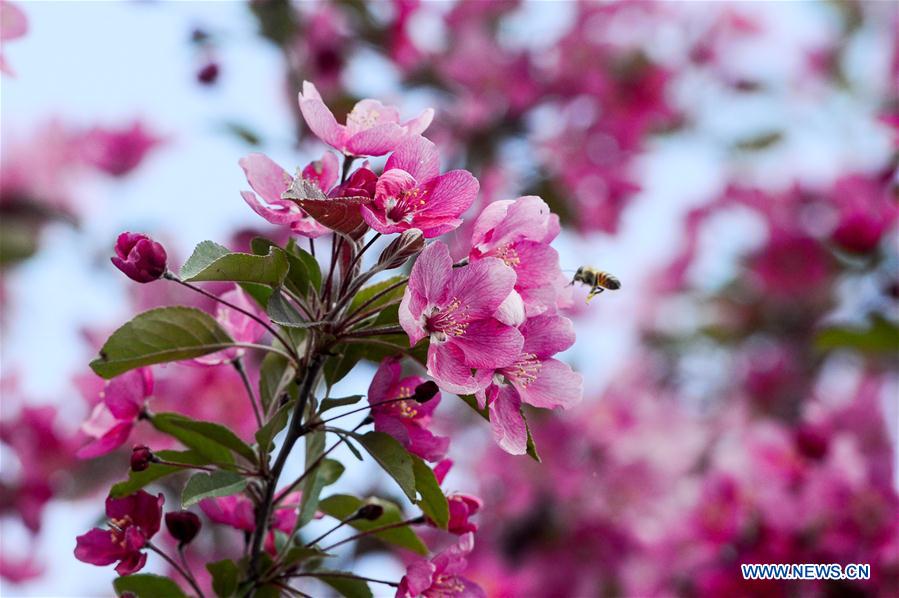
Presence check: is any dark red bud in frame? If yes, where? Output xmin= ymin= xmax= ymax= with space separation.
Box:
xmin=197 ymin=62 xmax=220 ymax=85
xmin=355 ymin=504 xmax=384 ymax=521
xmin=165 ymin=511 xmax=202 ymax=545
xmin=111 ymin=232 xmax=167 ymax=283
xmin=130 ymin=445 xmax=155 ymax=472
xmin=412 ymin=381 xmax=439 ymax=404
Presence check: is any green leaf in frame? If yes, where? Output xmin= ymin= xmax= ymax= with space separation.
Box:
xmin=318 ymin=495 xmax=427 ymax=555
xmin=354 ymin=432 xmax=416 ymax=502
xmin=258 ymin=352 xmax=294 ymax=414
xmin=109 ymin=450 xmax=206 ymax=498
xmin=207 ymin=559 xmax=241 ymax=598
xmin=267 ymin=292 xmax=316 ymax=328
xmin=238 ymin=282 xmax=274 ymax=310
xmin=90 ymin=307 xmax=234 ymax=379
xmin=458 ymin=395 xmax=540 ymax=462
xmin=182 ymin=471 xmax=248 ymax=508
xmin=348 ymin=276 xmax=407 ymax=315
xmin=152 ymin=413 xmax=257 ymax=465
xmin=412 ymin=456 xmax=448 ymax=529
xmin=113 ymin=574 xmax=187 ymax=598
xmin=286 ymin=238 xmax=322 ymax=292
xmin=280 ymin=546 xmax=331 ymax=568
xmin=318 ymin=395 xmax=364 ymax=414
xmin=252 ymin=237 xmax=313 ymax=297
xmin=318 ymin=573 xmax=373 ymax=598
xmin=150 ymin=415 xmax=233 ymax=466
xmin=816 ymin=315 xmax=899 ymax=354
xmin=297 ymin=430 xmax=326 ymax=529
xmin=256 ymin=402 xmax=291 ymax=455
xmin=181 ymin=240 xmax=289 ymax=286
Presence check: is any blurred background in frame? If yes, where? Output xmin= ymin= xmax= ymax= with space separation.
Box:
xmin=1 ymin=1 xmax=897 ymax=596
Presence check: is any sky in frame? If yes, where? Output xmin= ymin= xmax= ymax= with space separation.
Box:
xmin=1 ymin=1 xmax=895 ymax=596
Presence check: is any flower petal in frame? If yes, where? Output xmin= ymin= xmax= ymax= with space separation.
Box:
xmin=385 ymin=135 xmax=439 ymax=181
xmin=239 ymin=153 xmax=292 ymax=203
xmin=516 ymin=358 xmax=582 ymax=410
xmin=449 ymin=258 xmax=516 ymax=320
xmin=299 ymin=83 xmax=346 ymax=149
xmin=346 ymin=123 xmax=406 ymax=157
xmin=409 ymin=241 xmax=453 ymax=308
xmin=521 ymin=314 xmax=576 ymax=357
xmin=74 ymin=528 xmax=124 ymax=566
xmin=488 ymin=386 xmax=528 ymax=455
xmin=453 ymin=319 xmax=523 ymax=369
xmin=427 ymin=343 xmax=482 ymax=395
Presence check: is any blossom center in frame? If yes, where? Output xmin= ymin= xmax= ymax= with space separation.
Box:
xmin=433 ymin=573 xmax=466 ymax=594
xmin=425 ymin=299 xmax=469 ymax=341
xmin=385 ymin=187 xmax=427 ymax=224
xmin=496 ymin=243 xmax=521 ymax=267
xmin=504 ymin=353 xmax=541 ymax=387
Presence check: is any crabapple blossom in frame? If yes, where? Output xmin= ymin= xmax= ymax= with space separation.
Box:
xmin=468 ymin=195 xmax=566 ymax=316
xmin=429 ymin=459 xmax=482 ymax=535
xmin=397 ymin=532 xmax=485 ymax=598
xmin=79 ymin=122 xmax=162 ymax=177
xmin=111 ymin=233 xmax=168 ymax=283
xmin=361 ymin=135 xmax=479 ymax=238
xmin=74 ymin=490 xmax=164 ymax=576
xmin=298 ymin=80 xmax=433 ymax=156
xmin=77 ymin=368 xmax=153 ymax=459
xmin=368 ymin=357 xmax=449 ymax=462
xmin=239 ymin=152 xmax=335 ymax=238
xmin=399 ymin=241 xmax=523 ymax=394
xmin=200 ymin=492 xmax=303 ymax=555
xmin=193 ymin=284 xmax=267 ymax=366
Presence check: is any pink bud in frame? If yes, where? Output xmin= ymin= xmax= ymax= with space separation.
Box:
xmin=111 ymin=232 xmax=167 ymax=283
xmin=130 ymin=445 xmax=154 ymax=472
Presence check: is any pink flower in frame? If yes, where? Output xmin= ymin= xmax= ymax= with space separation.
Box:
xmin=361 ymin=135 xmax=479 ymax=238
xmin=0 ymin=1 xmax=28 ymax=76
xmin=80 ymin=122 xmax=162 ymax=177
xmin=193 ymin=285 xmax=266 ymax=366
xmin=750 ymin=229 xmax=832 ymax=297
xmin=399 ymin=242 xmax=523 ymax=394
xmin=199 ymin=491 xmax=302 ymax=555
xmin=476 ymin=314 xmax=582 ymax=455
xmin=298 ymin=80 xmax=434 ymax=156
xmin=239 ymin=152 xmax=336 ymax=238
xmin=368 ymin=357 xmax=449 ymax=462
xmin=77 ymin=368 xmax=154 ymax=459
xmin=74 ymin=490 xmax=164 ymax=576
xmin=396 ymin=532 xmax=485 ymax=598
xmin=428 ymin=459 xmax=482 ymax=534
xmin=111 ymin=232 xmax=168 ymax=283
xmin=469 ymin=196 xmax=564 ymax=316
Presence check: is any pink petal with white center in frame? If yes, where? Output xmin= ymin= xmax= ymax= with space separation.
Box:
xmin=453 ymin=319 xmax=523 ymax=369
xmin=521 ymin=314 xmax=576 ymax=357
xmin=515 ymin=358 xmax=582 ymax=410
xmin=346 ymin=99 xmax=401 ymax=135
xmin=494 ymin=290 xmax=525 ymax=327
xmin=239 ymin=153 xmax=292 ymax=203
xmin=346 ymin=122 xmax=406 ymax=157
xmin=427 ymin=342 xmax=482 ymax=395
xmin=488 ymin=386 xmax=528 ymax=455
xmin=386 ymin=135 xmax=440 ymax=182
xmin=449 ymin=257 xmax=516 ymax=320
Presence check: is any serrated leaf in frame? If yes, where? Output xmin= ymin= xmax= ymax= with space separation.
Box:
xmin=412 ymin=456 xmax=448 ymax=529
xmin=267 ymin=292 xmax=315 ymax=328
xmin=318 ymin=495 xmax=427 ymax=555
xmin=354 ymin=432 xmax=416 ymax=502
xmin=153 ymin=413 xmax=257 ymax=464
xmin=182 ymin=471 xmax=247 ymax=508
xmin=109 ymin=450 xmax=206 ymax=498
xmin=181 ymin=241 xmax=289 ymax=286
xmin=318 ymin=573 xmax=373 ymax=598
xmin=90 ymin=307 xmax=234 ymax=379
xmin=113 ymin=574 xmax=187 ymax=597
xmin=207 ymin=559 xmax=240 ymax=598
xmin=318 ymin=395 xmax=364 ymax=414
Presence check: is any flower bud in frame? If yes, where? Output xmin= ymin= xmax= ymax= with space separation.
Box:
xmin=111 ymin=232 xmax=167 ymax=283
xmin=378 ymin=228 xmax=424 ymax=270
xmin=130 ymin=445 xmax=155 ymax=472
xmin=354 ymin=504 xmax=384 ymax=522
xmin=411 ymin=381 xmax=439 ymax=404
xmin=197 ymin=61 xmax=220 ymax=85
xmin=165 ymin=511 xmax=202 ymax=545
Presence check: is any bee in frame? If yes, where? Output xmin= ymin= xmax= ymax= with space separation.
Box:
xmin=570 ymin=266 xmax=621 ymax=302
